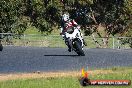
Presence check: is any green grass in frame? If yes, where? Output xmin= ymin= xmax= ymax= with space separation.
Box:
xmin=24 ymin=26 xmax=60 ymax=35
xmin=12 ymin=35 xmax=121 ymax=48
xmin=24 ymin=26 xmax=41 ymax=35
xmin=0 ymin=67 xmax=132 ymax=88
xmin=3 ymin=34 xmax=131 ymax=49
xmin=2 ymin=26 xmax=131 ymax=48
xmin=12 ymin=35 xmax=66 ymax=47
xmin=20 ymin=27 xmax=112 ymax=48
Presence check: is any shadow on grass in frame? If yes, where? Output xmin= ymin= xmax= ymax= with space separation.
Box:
xmin=44 ymin=55 xmax=78 ymax=56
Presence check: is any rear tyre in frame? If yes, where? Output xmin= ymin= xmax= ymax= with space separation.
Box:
xmin=74 ymin=40 xmax=85 ymax=56
xmin=0 ymin=44 xmax=3 ymax=51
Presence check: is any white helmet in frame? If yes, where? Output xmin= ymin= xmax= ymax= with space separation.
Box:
xmin=62 ymin=13 xmax=69 ymax=22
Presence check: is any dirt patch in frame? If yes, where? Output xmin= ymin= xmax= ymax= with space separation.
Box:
xmin=0 ymin=70 xmax=114 ymax=82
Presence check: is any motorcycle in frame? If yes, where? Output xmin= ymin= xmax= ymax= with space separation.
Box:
xmin=64 ymin=26 xmax=85 ymax=56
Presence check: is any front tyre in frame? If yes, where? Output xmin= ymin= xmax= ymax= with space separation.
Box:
xmin=74 ymin=40 xmax=85 ymax=56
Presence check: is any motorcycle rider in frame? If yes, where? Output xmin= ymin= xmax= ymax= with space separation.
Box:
xmin=60 ymin=12 xmax=87 ymax=52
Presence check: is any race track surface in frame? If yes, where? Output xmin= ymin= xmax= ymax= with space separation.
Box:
xmin=0 ymin=46 xmax=132 ymax=73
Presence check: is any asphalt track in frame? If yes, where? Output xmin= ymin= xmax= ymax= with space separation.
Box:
xmin=0 ymin=46 xmax=132 ymax=73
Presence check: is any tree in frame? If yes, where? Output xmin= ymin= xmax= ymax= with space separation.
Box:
xmin=69 ymin=0 xmax=132 ymax=48
xmin=0 ymin=0 xmax=131 ymax=48
xmin=0 ymin=0 xmax=28 ymax=34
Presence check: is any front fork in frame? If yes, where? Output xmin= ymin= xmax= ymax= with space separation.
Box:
xmin=78 ymin=36 xmax=84 ymax=48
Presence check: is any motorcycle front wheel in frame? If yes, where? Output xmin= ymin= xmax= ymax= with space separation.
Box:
xmin=74 ymin=40 xmax=85 ymax=56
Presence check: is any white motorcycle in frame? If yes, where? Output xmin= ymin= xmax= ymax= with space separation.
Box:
xmin=64 ymin=26 xmax=85 ymax=56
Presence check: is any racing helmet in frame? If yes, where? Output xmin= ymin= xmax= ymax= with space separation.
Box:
xmin=62 ymin=13 xmax=69 ymax=22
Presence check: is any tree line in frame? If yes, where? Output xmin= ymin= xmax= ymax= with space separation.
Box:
xmin=0 ymin=0 xmax=132 ymax=47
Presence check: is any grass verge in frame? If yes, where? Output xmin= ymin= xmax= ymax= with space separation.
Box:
xmin=0 ymin=67 xmax=132 ymax=88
